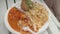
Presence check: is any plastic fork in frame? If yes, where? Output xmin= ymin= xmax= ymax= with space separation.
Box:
xmin=23 ymin=26 xmax=37 ymax=34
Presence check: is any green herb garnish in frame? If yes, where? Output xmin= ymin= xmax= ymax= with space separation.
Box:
xmin=26 ymin=0 xmax=33 ymax=8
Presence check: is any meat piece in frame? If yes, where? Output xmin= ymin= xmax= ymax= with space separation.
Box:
xmin=21 ymin=0 xmax=29 ymax=11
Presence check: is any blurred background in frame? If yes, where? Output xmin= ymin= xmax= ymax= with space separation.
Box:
xmin=0 ymin=0 xmax=60 ymax=34
xmin=44 ymin=0 xmax=60 ymax=22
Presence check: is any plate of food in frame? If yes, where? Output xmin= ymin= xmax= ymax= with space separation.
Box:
xmin=4 ymin=0 xmax=49 ymax=34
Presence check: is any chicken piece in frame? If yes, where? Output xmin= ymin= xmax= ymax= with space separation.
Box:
xmin=21 ymin=0 xmax=29 ymax=11
xmin=21 ymin=0 xmax=33 ymax=11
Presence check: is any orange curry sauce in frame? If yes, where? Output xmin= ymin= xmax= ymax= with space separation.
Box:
xmin=8 ymin=7 xmax=32 ymax=34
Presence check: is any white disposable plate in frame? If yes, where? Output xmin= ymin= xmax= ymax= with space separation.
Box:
xmin=4 ymin=0 xmax=49 ymax=34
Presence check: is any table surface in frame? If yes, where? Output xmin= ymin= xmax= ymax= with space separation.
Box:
xmin=0 ymin=0 xmax=60 ymax=34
